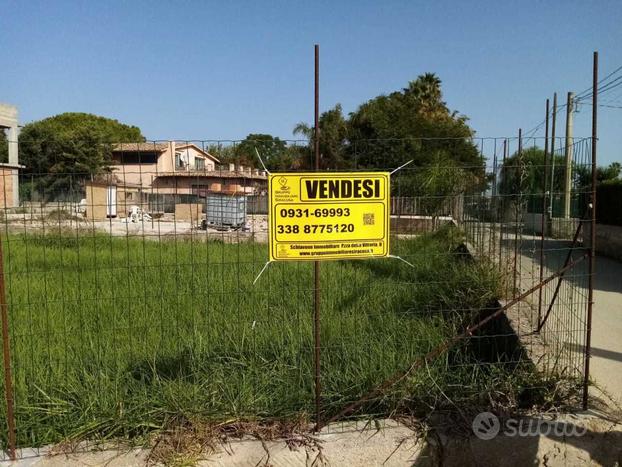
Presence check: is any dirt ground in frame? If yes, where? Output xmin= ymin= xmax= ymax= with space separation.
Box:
xmin=3 ymin=214 xmax=270 ymax=243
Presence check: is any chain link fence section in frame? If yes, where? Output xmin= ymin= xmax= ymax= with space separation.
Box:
xmin=0 ymin=136 xmax=593 ymax=456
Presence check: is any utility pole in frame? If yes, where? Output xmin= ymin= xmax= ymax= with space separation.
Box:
xmin=563 ymin=92 xmax=575 ymax=218
xmin=549 ymin=93 xmax=558 ymax=217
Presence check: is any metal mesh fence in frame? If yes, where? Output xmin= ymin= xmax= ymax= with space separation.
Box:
xmin=0 ymin=136 xmax=593 ymax=456
xmin=464 ymin=137 xmax=592 ymax=384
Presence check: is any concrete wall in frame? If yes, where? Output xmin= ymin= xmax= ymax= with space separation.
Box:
xmin=116 ymin=187 xmax=145 ymax=214
xmin=0 ymin=103 xmax=20 ymax=207
xmin=524 ymin=213 xmax=582 ymax=240
xmin=551 ymin=217 xmax=581 ymax=239
xmin=591 ymin=224 xmax=622 ymax=261
xmin=85 ymin=183 xmax=109 ymax=220
xmin=521 ymin=213 xmax=622 ymax=260
xmin=524 ymin=213 xmax=545 ymax=235
xmin=157 ymin=142 xmax=176 ymax=173
xmin=174 ymin=203 xmax=202 ymax=226
xmin=85 ymin=182 xmax=144 ymax=220
xmin=390 ymin=215 xmax=454 ymax=233
xmin=0 ymin=104 xmax=18 ymax=165
xmin=0 ymin=167 xmax=16 ymax=208
xmin=112 ymin=163 xmax=157 ymax=186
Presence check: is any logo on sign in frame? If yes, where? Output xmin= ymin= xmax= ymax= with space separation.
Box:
xmin=278 ymin=177 xmax=289 ymax=190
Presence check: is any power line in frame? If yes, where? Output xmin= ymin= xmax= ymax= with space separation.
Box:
xmin=524 ymin=102 xmax=568 ymax=138
xmin=600 ymin=88 xmax=622 ymax=104
xmin=582 ymin=103 xmax=622 ymax=110
xmin=574 ymin=63 xmax=622 ymax=100
xmin=597 ymin=76 xmax=622 ymax=96
xmin=524 ymin=61 xmax=622 ymax=137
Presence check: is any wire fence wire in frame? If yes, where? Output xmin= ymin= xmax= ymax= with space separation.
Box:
xmin=0 ymin=136 xmax=593 ymax=456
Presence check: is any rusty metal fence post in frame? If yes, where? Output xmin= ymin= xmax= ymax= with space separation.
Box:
xmin=313 ymin=43 xmax=322 ymax=430
xmin=0 ymin=234 xmax=16 ymax=460
xmin=537 ymin=98 xmax=550 ymax=326
xmin=583 ymin=50 xmax=598 ymax=410
xmin=512 ymin=129 xmax=523 ymax=296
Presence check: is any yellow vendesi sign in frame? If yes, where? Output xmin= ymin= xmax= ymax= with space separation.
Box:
xmin=269 ymin=172 xmax=390 ymax=261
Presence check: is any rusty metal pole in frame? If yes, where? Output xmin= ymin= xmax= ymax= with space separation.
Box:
xmin=313 ymin=44 xmax=322 ymax=429
xmin=492 ymin=141 xmax=499 ymax=257
xmin=513 ymin=130 xmax=522 ymax=296
xmin=0 ymin=236 xmax=16 ymax=460
xmin=583 ymin=51 xmax=598 ymax=410
xmin=499 ymin=139 xmax=507 ymax=272
xmin=537 ymin=99 xmax=550 ymax=326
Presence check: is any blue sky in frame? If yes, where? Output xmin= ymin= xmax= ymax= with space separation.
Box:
xmin=1 ymin=0 xmax=621 ymax=164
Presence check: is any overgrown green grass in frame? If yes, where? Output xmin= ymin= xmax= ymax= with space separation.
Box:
xmin=0 ymin=227 xmax=535 ymax=447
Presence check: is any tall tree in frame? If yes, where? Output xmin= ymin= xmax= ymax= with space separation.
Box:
xmin=495 ymin=147 xmax=619 ymax=197
xmin=575 ymin=161 xmax=621 ymax=188
xmin=348 ymin=74 xmax=480 ymax=174
xmin=19 ymin=112 xmax=144 ymax=199
xmin=293 ymin=104 xmax=350 ymax=169
xmin=497 ymin=146 xmax=570 ymax=215
xmin=293 ymin=74 xmax=485 ymax=195
xmin=234 ymin=133 xmax=291 ymax=170
xmin=411 ymin=152 xmax=477 ymax=224
xmin=207 ymin=143 xmax=236 ymax=165
xmin=498 ymin=147 xmax=565 ymax=197
xmin=402 ymin=72 xmax=447 ymax=118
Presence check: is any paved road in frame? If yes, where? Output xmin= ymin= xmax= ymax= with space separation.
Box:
xmin=513 ymin=235 xmax=622 ymax=406
xmin=477 ymin=224 xmax=621 ymax=406
xmin=589 ymin=255 xmax=622 ymax=403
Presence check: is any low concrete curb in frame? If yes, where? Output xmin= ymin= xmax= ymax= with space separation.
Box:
xmin=3 ymin=414 xmax=621 ymax=466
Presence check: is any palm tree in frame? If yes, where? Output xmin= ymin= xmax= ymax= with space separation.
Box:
xmin=293 ymin=122 xmax=313 ymax=140
xmin=292 ymin=104 xmax=350 ymax=169
xmin=403 ymin=73 xmax=448 ymax=118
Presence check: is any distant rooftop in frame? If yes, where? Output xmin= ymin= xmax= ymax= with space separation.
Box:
xmin=113 ymin=143 xmax=169 ymax=152
xmin=112 ymin=142 xmax=220 ymax=163
xmin=157 ymin=170 xmax=267 ymax=180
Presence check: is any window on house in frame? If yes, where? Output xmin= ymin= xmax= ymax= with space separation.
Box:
xmin=0 ymin=128 xmax=8 ymax=163
xmin=114 ymin=151 xmax=158 ymax=164
xmin=175 ymin=153 xmax=184 ymax=169
xmin=195 ymin=158 xmax=205 ymax=170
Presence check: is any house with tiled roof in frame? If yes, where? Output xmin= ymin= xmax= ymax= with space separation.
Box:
xmin=110 ymin=141 xmax=267 ymax=197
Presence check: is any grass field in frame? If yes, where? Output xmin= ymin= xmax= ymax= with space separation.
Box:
xmin=0 ymin=226 xmax=538 ymax=447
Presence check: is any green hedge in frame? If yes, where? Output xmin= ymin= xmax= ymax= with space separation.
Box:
xmin=597 ymin=181 xmax=622 ymax=226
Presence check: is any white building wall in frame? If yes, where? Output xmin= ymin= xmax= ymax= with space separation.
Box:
xmin=0 ymin=103 xmax=20 ymax=207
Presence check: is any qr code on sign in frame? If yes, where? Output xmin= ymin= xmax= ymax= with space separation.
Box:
xmin=363 ymin=213 xmax=375 ymax=225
